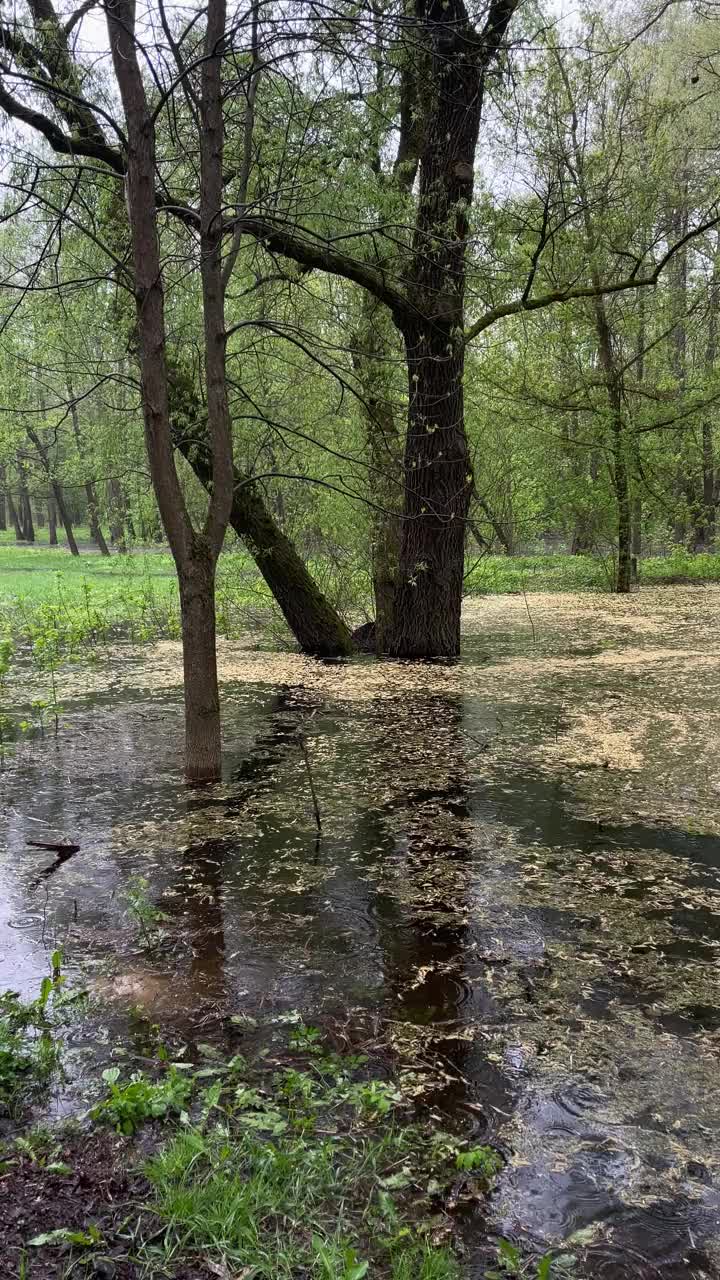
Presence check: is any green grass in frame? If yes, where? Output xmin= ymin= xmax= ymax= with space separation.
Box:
xmin=464 ymin=549 xmax=720 ymax=595
xmin=0 ymin=544 xmax=274 ymax=648
xmin=0 ymin=524 xmax=95 ymax=548
xmin=131 ymin=1026 xmax=470 ymax=1279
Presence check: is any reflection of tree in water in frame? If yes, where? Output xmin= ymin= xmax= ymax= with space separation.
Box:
xmin=175 ymin=690 xmax=324 ymax=1003
xmin=358 ymin=692 xmax=514 ymax=1124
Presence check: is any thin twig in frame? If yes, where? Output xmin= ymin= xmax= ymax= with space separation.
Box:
xmin=519 ymin=569 xmax=537 ymax=645
xmin=297 ymin=732 xmax=322 ymax=834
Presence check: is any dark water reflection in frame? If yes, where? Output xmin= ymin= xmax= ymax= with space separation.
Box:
xmin=1 ymin=672 xmax=720 ymax=1277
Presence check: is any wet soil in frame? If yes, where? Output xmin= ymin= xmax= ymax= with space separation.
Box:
xmin=2 ymin=587 xmax=720 ymax=1276
xmin=0 ymin=1131 xmax=205 ymax=1280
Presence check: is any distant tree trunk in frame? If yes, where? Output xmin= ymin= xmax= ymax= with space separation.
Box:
xmin=25 ymin=426 xmax=79 ymax=556
xmin=691 ymin=236 xmax=718 ymax=551
xmin=669 ymin=193 xmax=690 ymax=546
xmin=67 ymin=379 xmax=111 ymax=555
xmin=107 ymin=478 xmax=128 ymax=551
xmin=473 ymin=487 xmax=515 ymax=553
xmin=48 ymin=492 xmax=58 ymax=545
xmin=7 ymin=489 xmax=22 ymax=541
xmin=0 ymin=466 xmax=6 ymax=531
xmin=559 ymin=59 xmax=631 ymax=593
xmin=17 ymin=462 xmax=35 ymax=542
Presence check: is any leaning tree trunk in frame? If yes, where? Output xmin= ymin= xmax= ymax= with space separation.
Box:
xmin=174 ymin=430 xmax=354 ymax=657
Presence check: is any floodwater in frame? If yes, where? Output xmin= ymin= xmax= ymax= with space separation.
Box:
xmin=2 ymin=587 xmax=720 ymax=1278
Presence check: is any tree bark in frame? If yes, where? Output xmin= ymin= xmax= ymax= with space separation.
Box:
xmin=0 ymin=466 xmax=6 ymax=531
xmin=352 ymin=297 xmax=403 ymax=652
xmin=692 ymin=235 xmax=719 ymax=551
xmin=389 ymin=0 xmax=517 ymax=656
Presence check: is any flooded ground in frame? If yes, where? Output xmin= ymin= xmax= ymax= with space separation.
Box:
xmin=2 ymin=586 xmax=720 ymax=1278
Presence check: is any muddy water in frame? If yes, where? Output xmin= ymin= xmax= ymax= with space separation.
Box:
xmin=2 ymin=588 xmax=720 ymax=1277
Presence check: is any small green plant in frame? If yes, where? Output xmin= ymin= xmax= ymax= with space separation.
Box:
xmin=456 ymin=1144 xmax=504 ymax=1177
xmin=486 ymin=1241 xmax=555 ymax=1279
xmin=90 ymin=1065 xmax=192 ymax=1134
xmin=124 ymin=875 xmax=169 ymax=948
xmin=345 ymin=1079 xmax=402 ymax=1118
xmin=0 ymin=952 xmax=66 ymax=1116
xmin=289 ymin=1020 xmax=324 ymax=1052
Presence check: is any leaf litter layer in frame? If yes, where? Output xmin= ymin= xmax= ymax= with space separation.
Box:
xmin=2 ymin=585 xmax=720 ymax=1277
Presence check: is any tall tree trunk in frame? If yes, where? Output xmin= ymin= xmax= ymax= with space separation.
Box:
xmin=558 ymin=57 xmax=631 ymax=593
xmin=692 ymin=235 xmax=718 ymax=551
xmin=0 ymin=466 xmax=6 ymax=532
xmin=108 ymin=0 xmax=235 ymax=782
xmin=25 ymin=426 xmax=79 ymax=555
xmin=48 ymin=492 xmax=58 ymax=545
xmin=389 ymin=0 xmax=518 ymax=656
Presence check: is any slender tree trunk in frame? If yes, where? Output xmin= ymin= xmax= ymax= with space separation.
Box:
xmin=48 ymin=492 xmax=58 ymax=545
xmin=559 ymin=58 xmax=632 ymax=593
xmin=17 ymin=462 xmax=35 ymax=542
xmin=25 ymin=426 xmax=79 ymax=555
xmin=0 ymin=466 xmax=6 ymax=532
xmin=85 ymin=482 xmax=110 ymax=554
xmin=692 ymin=236 xmax=719 ymax=551
xmin=108 ymin=0 xmax=235 ymax=782
xmin=473 ymin=487 xmax=515 ymax=553
xmin=178 ymin=548 xmax=222 ymax=781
